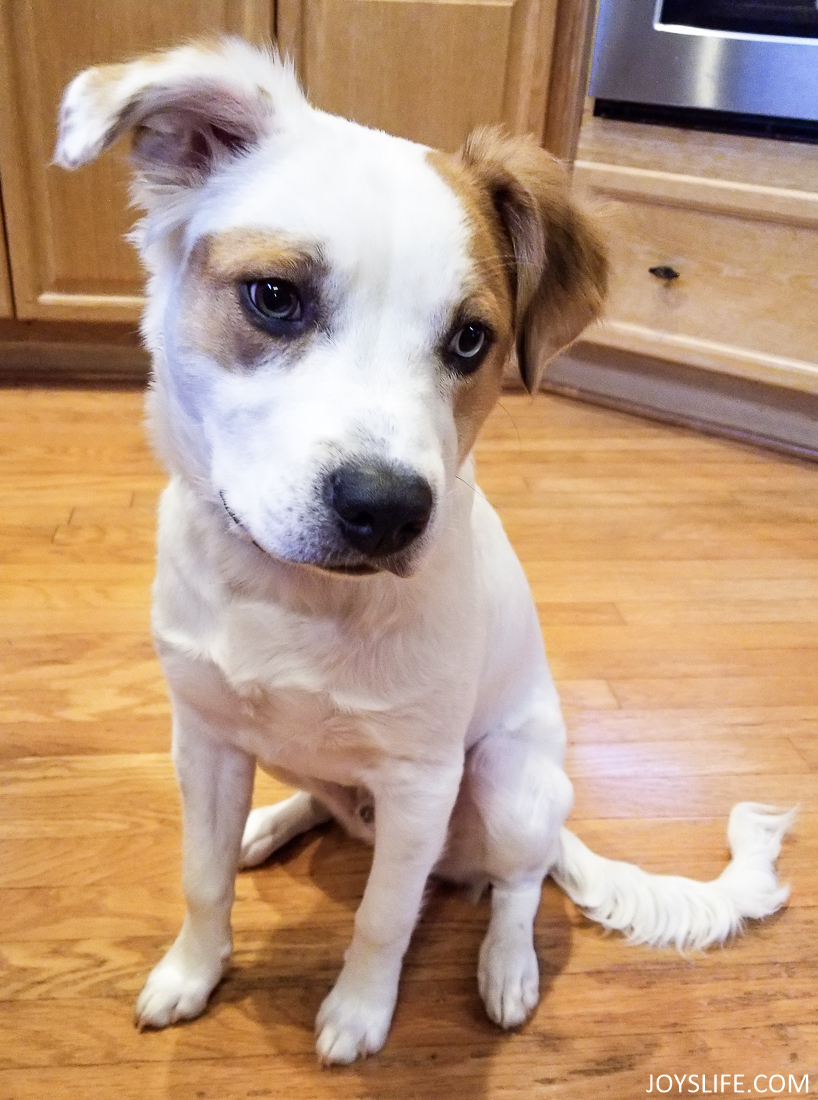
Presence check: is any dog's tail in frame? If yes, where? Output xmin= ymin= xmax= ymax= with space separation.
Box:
xmin=551 ymin=802 xmax=796 ymax=950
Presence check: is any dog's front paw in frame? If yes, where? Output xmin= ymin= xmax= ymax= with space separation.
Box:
xmin=315 ymin=983 xmax=396 ymax=1065
xmin=135 ymin=946 xmax=226 ymax=1030
xmin=478 ymin=931 xmax=540 ymax=1029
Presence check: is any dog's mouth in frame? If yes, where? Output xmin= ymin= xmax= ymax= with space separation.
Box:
xmin=317 ymin=562 xmax=380 ymax=577
xmin=219 ymin=492 xmax=266 ymax=552
xmin=218 ymin=492 xmax=403 ymax=578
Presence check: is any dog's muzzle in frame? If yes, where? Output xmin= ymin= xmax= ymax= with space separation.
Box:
xmin=328 ymin=462 xmax=433 ymax=560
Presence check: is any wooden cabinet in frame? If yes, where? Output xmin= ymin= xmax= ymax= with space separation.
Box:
xmin=279 ymin=0 xmax=559 ymax=153
xmin=0 ymin=0 xmax=590 ymax=336
xmin=573 ymin=112 xmax=818 ymax=396
xmin=280 ymin=0 xmax=594 ymax=158
xmin=0 ymin=0 xmax=273 ymax=323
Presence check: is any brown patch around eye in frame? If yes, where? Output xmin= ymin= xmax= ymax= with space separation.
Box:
xmin=177 ymin=229 xmax=327 ymax=371
xmin=200 ymin=230 xmax=325 ymax=284
xmin=426 ymin=150 xmax=514 ymax=461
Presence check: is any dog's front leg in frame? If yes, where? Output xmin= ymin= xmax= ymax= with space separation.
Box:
xmin=315 ymin=761 xmax=462 ymax=1065
xmin=135 ymin=696 xmax=255 ymax=1029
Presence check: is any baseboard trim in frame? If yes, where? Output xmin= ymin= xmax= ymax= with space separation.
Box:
xmin=0 ymin=320 xmax=149 ymax=385
xmin=542 ymin=342 xmax=818 ymax=462
xmin=0 ymin=341 xmax=149 ymax=385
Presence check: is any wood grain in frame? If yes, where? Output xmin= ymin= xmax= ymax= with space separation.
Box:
xmin=573 ymin=172 xmax=818 ymax=394
xmin=0 ymin=387 xmax=815 ymax=1097
xmin=280 ymin=0 xmax=562 ymax=153
xmin=575 ymin=109 xmax=818 ymax=394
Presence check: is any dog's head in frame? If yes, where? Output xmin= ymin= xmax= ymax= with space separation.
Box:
xmin=56 ymin=39 xmax=606 ymax=579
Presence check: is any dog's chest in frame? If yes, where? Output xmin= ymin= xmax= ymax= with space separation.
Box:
xmin=233 ymin=683 xmax=389 ymax=783
xmin=201 ymin=594 xmax=472 ymax=782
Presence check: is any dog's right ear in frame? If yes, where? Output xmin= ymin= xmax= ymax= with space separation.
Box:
xmin=55 ymin=39 xmax=306 ymax=200
xmin=460 ymin=128 xmax=608 ymax=394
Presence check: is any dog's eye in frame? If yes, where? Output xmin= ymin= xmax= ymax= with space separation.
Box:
xmin=446 ymin=322 xmax=491 ymax=374
xmin=245 ymin=279 xmax=303 ymax=323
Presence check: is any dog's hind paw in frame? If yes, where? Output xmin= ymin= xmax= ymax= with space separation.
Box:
xmin=315 ymin=987 xmax=394 ymax=1065
xmin=239 ymin=804 xmax=291 ymax=868
xmin=478 ymin=932 xmax=540 ymax=1029
xmin=239 ymin=793 xmax=330 ymax=869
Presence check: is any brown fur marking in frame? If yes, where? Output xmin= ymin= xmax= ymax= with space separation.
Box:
xmin=459 ymin=127 xmax=608 ymax=393
xmin=178 ymin=230 xmax=327 ymax=371
xmin=426 ymin=150 xmax=515 ymax=461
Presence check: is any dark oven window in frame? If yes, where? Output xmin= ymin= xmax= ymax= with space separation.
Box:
xmin=659 ymin=0 xmax=818 ymax=38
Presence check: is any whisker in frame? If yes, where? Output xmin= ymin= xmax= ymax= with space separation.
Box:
xmin=495 ymin=400 xmax=523 ymax=449
xmin=454 ymin=474 xmax=479 ymax=497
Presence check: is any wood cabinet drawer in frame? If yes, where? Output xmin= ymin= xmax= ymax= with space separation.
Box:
xmin=574 ymin=162 xmax=818 ymax=394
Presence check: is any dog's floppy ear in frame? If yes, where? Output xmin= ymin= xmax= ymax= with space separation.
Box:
xmin=460 ymin=127 xmax=608 ymax=394
xmin=55 ymin=39 xmax=305 ymax=199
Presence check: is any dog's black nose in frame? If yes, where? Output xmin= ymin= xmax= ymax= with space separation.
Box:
xmin=330 ymin=463 xmax=433 ymax=558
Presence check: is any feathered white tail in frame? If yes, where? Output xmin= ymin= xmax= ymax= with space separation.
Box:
xmin=551 ymin=803 xmax=796 ymax=950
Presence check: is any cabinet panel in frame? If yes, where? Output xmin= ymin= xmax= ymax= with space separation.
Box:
xmin=279 ymin=0 xmax=559 ymax=151
xmin=574 ymin=163 xmax=818 ymax=394
xmin=0 ymin=0 xmax=272 ymax=322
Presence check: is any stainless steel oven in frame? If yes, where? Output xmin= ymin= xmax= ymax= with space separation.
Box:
xmin=589 ymin=0 xmax=818 ymax=134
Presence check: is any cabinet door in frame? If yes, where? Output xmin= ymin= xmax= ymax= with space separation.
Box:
xmin=0 ymin=1 xmax=272 ymax=322
xmin=278 ymin=0 xmax=565 ymax=152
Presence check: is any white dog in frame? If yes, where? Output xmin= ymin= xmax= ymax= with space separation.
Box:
xmin=56 ymin=40 xmax=794 ymax=1066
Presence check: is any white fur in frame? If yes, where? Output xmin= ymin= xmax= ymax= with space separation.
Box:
xmin=552 ymin=803 xmax=796 ymax=950
xmin=56 ymin=40 xmax=795 ymax=1066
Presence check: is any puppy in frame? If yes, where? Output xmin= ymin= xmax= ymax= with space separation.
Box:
xmin=56 ymin=40 xmax=794 ymax=1065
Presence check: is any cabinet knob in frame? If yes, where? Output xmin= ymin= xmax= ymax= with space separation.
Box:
xmin=649 ymin=265 xmax=680 ymax=281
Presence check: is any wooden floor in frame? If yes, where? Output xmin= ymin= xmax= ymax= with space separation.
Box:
xmin=1 ymin=387 xmax=816 ymax=1099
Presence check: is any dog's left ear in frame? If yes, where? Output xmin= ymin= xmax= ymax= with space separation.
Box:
xmin=55 ymin=39 xmax=307 ymax=207
xmin=460 ymin=127 xmax=608 ymax=393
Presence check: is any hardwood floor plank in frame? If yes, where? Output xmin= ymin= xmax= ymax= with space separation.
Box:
xmin=536 ymin=601 xmax=625 ymax=625
xmin=570 ymin=773 xmax=814 ymax=819
xmin=551 ymin=680 xmax=620 ymax=709
xmin=553 ymin=647 xmax=818 ymax=681
xmin=566 ymin=738 xmax=808 ymax=778
xmin=791 ymin=736 xmax=818 ymax=771
xmin=618 ymin=598 xmax=818 ymax=624
xmin=523 ymin=537 xmax=818 ymax=561
xmin=564 ymin=705 xmax=818 ymax=743
xmin=0 ymin=719 xmax=170 ymax=759
xmin=607 ymin=675 xmax=818 ymax=709
xmin=546 ymin=621 xmax=818 ymax=650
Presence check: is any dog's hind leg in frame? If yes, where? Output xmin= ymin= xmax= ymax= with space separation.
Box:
xmin=466 ymin=720 xmax=573 ymax=1028
xmin=240 ymin=792 xmax=331 ymax=868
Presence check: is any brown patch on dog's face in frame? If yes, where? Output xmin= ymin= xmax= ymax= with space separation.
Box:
xmin=178 ymin=229 xmax=328 ymax=371
xmin=427 ymin=151 xmax=514 ymax=462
